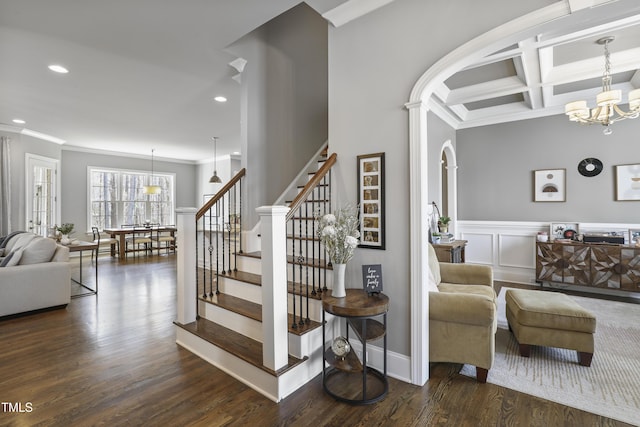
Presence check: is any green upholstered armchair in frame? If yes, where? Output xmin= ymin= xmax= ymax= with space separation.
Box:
xmin=428 ymin=243 xmax=497 ymax=383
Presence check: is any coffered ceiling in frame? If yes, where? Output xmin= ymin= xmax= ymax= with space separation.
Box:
xmin=430 ymin=10 xmax=640 ymax=131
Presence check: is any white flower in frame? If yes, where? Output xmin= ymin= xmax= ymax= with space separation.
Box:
xmin=323 ymin=213 xmax=336 ymax=225
xmin=345 ymin=235 xmax=358 ymax=248
xmin=315 ymin=205 xmax=360 ymax=264
xmin=322 ymin=226 xmax=336 ymax=237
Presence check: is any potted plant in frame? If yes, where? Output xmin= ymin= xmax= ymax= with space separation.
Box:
xmin=56 ymin=223 xmax=74 ymax=245
xmin=438 ymin=216 xmax=451 ymax=233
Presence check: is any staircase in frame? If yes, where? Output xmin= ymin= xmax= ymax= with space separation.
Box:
xmin=174 ymin=146 xmax=337 ymax=402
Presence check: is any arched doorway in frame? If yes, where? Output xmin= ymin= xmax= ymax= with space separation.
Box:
xmin=439 ymin=141 xmax=457 ymax=236
xmin=405 ymin=2 xmax=594 ymax=385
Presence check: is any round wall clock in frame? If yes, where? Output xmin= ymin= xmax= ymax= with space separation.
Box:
xmin=578 ymin=158 xmax=603 ymax=177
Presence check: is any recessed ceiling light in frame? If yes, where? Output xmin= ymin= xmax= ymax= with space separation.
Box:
xmin=48 ymin=64 xmax=69 ymax=74
xmin=233 ymin=151 xmax=241 ymax=155
xmin=12 ymin=119 xmax=26 ymax=124
xmin=214 ymin=96 xmax=227 ymax=103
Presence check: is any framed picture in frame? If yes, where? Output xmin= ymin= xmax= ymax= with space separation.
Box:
xmin=534 ymin=169 xmax=566 ymax=202
xmin=550 ymin=222 xmax=579 ymax=241
xmin=629 ymin=229 xmax=640 ymax=245
xmin=357 ymin=153 xmax=385 ymax=249
xmin=615 ymin=164 xmax=640 ymax=201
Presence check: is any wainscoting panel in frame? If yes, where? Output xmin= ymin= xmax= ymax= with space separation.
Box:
xmin=460 ymin=232 xmax=493 ymax=265
xmin=459 ymin=221 xmax=547 ymax=285
xmin=457 ymin=220 xmax=640 ymax=285
xmin=498 ymin=234 xmax=536 ymax=269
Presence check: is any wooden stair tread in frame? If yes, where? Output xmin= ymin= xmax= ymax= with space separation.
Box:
xmin=287 ymin=314 xmax=322 ymax=336
xmin=287 ymin=282 xmax=328 ymax=300
xmin=286 ymin=200 xmax=330 ymax=204
xmin=200 ymin=292 xmax=261 ymax=321
xmin=175 ymin=318 xmax=306 ymax=377
xmin=195 ymin=268 xmax=262 ymax=287
xmin=239 ymin=251 xmax=332 ymax=269
xmin=287 ymin=235 xmax=320 ymax=242
xmin=199 ymin=292 xmax=322 ymax=335
xmin=297 ymin=184 xmax=328 ymax=189
xmin=223 ymin=270 xmax=262 ymax=285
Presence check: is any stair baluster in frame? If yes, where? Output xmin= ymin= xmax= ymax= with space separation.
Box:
xmin=195 ymin=168 xmax=246 ymax=317
xmin=298 ymin=204 xmax=304 ymax=327
xmin=291 ymin=215 xmax=298 ymax=330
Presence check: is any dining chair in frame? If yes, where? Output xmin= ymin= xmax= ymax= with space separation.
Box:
xmin=151 ymin=225 xmax=176 ymax=255
xmin=91 ymin=227 xmax=119 ymax=261
xmin=122 ymin=224 xmax=152 ymax=258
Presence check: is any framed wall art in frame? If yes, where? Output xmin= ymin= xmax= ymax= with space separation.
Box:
xmin=550 ymin=222 xmax=579 ymax=241
xmin=615 ymin=163 xmax=640 ymax=201
xmin=357 ymin=152 xmax=385 ymax=249
xmin=629 ymin=229 xmax=640 ymax=245
xmin=533 ymin=169 xmax=566 ymax=202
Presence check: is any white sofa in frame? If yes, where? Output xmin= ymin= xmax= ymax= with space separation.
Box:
xmin=0 ymin=232 xmax=71 ymax=318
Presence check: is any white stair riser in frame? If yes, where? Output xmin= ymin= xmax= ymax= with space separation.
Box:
xmin=176 ymin=327 xmax=323 ymax=402
xmin=199 ymin=300 xmax=263 ymax=342
xmin=286 ymin=240 xmax=323 ymax=256
xmin=236 ymin=256 xmax=262 ymax=275
xmin=217 ymin=276 xmax=262 ymax=304
xmin=176 ymin=328 xmax=280 ymax=401
xmin=287 ymin=293 xmax=324 ymax=323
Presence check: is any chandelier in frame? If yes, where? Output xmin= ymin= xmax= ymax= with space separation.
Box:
xmin=564 ymin=36 xmax=640 ymax=135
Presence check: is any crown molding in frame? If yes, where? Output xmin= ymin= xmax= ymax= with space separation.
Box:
xmin=61 ymin=144 xmax=196 ymax=165
xmin=323 ymin=0 xmax=395 ymax=27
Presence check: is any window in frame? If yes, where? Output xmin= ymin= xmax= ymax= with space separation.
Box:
xmin=88 ymin=167 xmax=175 ymax=229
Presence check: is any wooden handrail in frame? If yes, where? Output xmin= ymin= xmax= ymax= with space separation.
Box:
xmin=196 ymin=168 xmax=246 ymax=220
xmin=286 ymin=153 xmax=336 ymax=221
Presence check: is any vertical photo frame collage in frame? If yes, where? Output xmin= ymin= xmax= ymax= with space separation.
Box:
xmin=357 ymin=153 xmax=385 ymax=249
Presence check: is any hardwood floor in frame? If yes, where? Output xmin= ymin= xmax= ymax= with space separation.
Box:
xmin=0 ymin=255 xmax=631 ymax=427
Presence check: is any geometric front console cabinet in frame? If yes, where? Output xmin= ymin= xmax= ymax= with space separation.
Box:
xmin=536 ymin=242 xmax=640 ymax=292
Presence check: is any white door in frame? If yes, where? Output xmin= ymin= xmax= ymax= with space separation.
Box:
xmin=26 ymin=154 xmax=59 ymax=237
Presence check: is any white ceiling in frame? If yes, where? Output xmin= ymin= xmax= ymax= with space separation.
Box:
xmin=0 ymin=0 xmax=351 ymax=163
xmin=2 ymin=1 xmax=640 ymax=163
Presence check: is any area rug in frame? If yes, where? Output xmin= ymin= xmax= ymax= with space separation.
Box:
xmin=460 ymin=287 xmax=640 ymax=426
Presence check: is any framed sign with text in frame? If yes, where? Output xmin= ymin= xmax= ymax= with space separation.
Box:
xmin=357 ymin=152 xmax=385 ymax=249
xmin=362 ymin=264 xmax=383 ymax=295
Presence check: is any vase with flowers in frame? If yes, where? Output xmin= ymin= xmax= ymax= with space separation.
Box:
xmin=56 ymin=223 xmax=74 ymax=245
xmin=316 ymin=205 xmax=360 ymax=298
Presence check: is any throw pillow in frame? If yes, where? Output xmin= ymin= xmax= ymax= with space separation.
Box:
xmin=5 ymin=233 xmax=36 ymax=254
xmin=19 ymin=237 xmax=57 ymax=265
xmin=0 ymin=247 xmax=24 ymax=267
xmin=0 ymin=231 xmax=26 ymax=252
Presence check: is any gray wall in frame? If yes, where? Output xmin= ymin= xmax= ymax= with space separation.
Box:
xmin=61 ymin=149 xmax=197 ymax=240
xmin=1 ymin=131 xmax=63 ymax=232
xmin=328 ymin=0 xmax=549 ymax=356
xmin=457 ymin=114 xmax=640 ymax=222
xmin=229 ymin=3 xmax=328 ymax=226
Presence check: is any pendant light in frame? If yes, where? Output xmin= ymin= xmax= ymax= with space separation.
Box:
xmin=209 ymin=137 xmax=222 ymax=183
xmin=143 ymin=149 xmax=161 ymax=194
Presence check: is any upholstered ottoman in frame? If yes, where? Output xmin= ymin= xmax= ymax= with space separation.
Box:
xmin=505 ymin=289 xmax=596 ymax=367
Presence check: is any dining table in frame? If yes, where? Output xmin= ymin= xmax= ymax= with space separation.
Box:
xmin=103 ymin=225 xmax=177 ymax=260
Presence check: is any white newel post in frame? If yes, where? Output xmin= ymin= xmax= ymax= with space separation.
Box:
xmin=176 ymin=207 xmax=197 ymax=325
xmin=257 ymin=205 xmax=290 ymax=371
